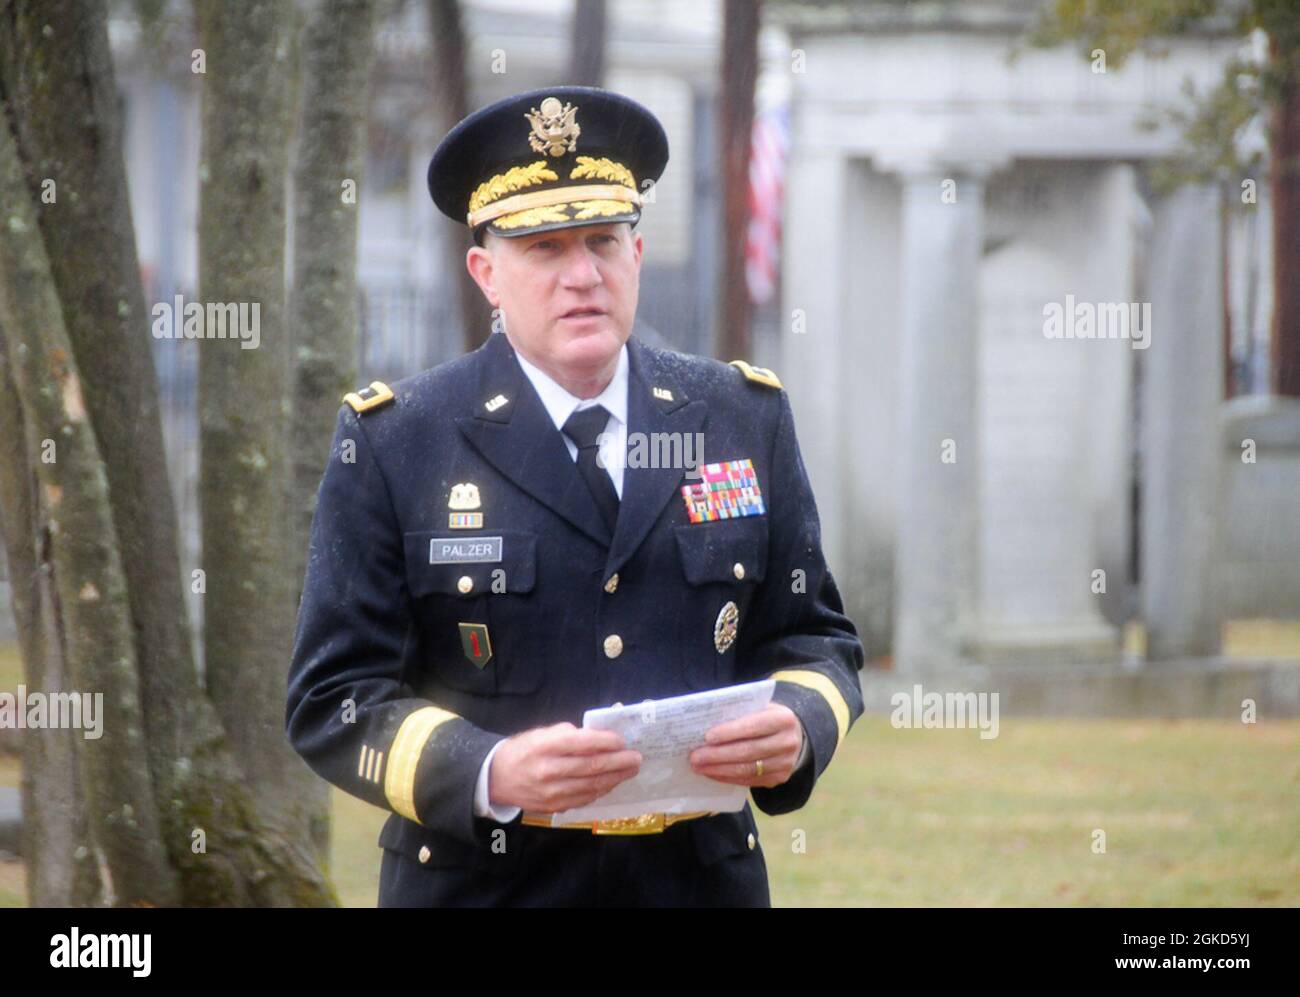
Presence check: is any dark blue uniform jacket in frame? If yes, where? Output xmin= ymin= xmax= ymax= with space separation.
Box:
xmin=285 ymin=330 xmax=864 ymax=904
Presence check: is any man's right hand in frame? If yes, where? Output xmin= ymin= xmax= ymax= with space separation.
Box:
xmin=488 ymin=722 xmax=641 ymax=813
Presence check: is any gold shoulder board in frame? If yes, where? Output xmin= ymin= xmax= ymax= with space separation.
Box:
xmin=343 ymin=381 xmax=395 ymax=415
xmin=728 ymin=360 xmax=782 ymax=389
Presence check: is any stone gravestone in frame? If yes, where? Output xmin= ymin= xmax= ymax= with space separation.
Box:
xmin=975 ymin=166 xmax=1122 ymax=665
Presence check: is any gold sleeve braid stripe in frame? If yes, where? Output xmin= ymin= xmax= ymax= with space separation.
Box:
xmin=768 ymin=669 xmax=851 ymax=751
xmin=383 ymin=706 xmax=458 ymax=822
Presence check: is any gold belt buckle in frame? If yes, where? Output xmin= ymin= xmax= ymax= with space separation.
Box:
xmin=519 ymin=810 xmax=717 ymax=833
xmin=591 ymin=812 xmax=666 ymax=835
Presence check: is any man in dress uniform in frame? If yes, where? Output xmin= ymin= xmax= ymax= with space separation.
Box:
xmin=285 ymin=85 xmax=865 ymax=907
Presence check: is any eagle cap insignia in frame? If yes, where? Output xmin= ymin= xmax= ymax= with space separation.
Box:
xmin=448 ymin=482 xmax=481 ymax=510
xmin=526 ymin=97 xmax=580 ymax=157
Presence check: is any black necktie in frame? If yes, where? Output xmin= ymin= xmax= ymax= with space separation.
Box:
xmin=562 ymin=405 xmax=620 ymax=534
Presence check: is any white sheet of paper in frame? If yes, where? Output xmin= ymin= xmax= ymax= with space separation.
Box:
xmin=547 ymin=679 xmax=776 ymax=824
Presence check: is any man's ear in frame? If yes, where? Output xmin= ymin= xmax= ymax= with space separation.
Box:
xmin=631 ymin=227 xmax=643 ymax=269
xmin=466 ymin=242 xmax=499 ymax=307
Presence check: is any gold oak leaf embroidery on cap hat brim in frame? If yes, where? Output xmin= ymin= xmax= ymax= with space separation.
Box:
xmin=492 ymin=204 xmax=575 ymax=230
xmin=468 ymin=161 xmax=559 ymax=215
xmin=570 ymin=199 xmax=635 ymax=220
xmin=570 ymin=156 xmax=636 ymax=189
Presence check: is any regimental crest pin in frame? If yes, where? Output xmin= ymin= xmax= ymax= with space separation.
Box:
xmin=449 ymin=483 xmax=481 ymax=509
xmin=459 ymin=622 xmax=492 ymax=668
xmin=448 ymin=482 xmax=483 ymax=529
xmin=714 ymin=600 xmax=739 ymax=654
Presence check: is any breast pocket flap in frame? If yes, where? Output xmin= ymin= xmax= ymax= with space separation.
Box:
xmin=672 ymin=517 xmax=768 ymax=586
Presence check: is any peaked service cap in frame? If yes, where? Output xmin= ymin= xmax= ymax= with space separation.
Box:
xmin=427 ymin=85 xmax=669 ymax=244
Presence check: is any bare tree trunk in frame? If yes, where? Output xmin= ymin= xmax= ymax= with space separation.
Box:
xmin=0 ymin=0 xmax=198 ymax=817
xmin=717 ymin=0 xmax=759 ymax=360
xmin=0 ymin=0 xmax=337 ymax=906
xmin=569 ymin=0 xmax=606 ymax=87
xmin=0 ymin=335 xmax=101 ymax=908
xmin=1268 ymin=29 xmax=1300 ymax=396
xmin=289 ymin=0 xmax=379 ymax=861
xmin=0 ymin=113 xmax=179 ymax=906
xmin=196 ymin=0 xmax=319 ymax=856
xmin=428 ymin=0 xmax=493 ymax=351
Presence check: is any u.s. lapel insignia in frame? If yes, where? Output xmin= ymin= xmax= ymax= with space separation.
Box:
xmin=652 ymin=386 xmax=674 ymax=401
xmin=459 ymin=622 xmax=493 ymax=667
xmin=680 ymin=458 xmax=766 ymax=523
xmin=714 ymin=601 xmax=739 ymax=654
xmin=449 ymin=482 xmax=484 ymax=528
xmin=485 ymin=393 xmax=509 ymax=413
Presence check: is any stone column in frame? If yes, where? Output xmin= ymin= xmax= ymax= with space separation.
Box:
xmin=885 ymin=159 xmax=994 ymax=673
xmin=779 ymin=148 xmax=850 ymax=578
xmin=1141 ymin=183 xmax=1224 ymax=660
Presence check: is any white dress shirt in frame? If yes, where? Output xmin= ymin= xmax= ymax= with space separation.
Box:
xmin=515 ymin=339 xmax=629 ymax=499
xmin=471 ymin=335 xmax=807 ymax=822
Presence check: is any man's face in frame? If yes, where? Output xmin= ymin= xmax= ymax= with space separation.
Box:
xmin=466 ymin=222 xmax=643 ymax=380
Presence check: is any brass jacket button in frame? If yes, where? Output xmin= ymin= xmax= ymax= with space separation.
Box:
xmin=746 ymin=832 xmax=756 ymax=850
xmin=604 ymin=573 xmax=619 ymax=594
xmin=733 ymin=562 xmax=745 ymax=580
xmin=418 ymin=845 xmax=432 ymax=864
xmin=603 ymin=634 xmax=623 ymax=659
xmin=457 ymin=575 xmax=473 ymax=594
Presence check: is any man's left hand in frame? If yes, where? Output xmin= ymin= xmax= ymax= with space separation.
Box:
xmin=689 ymin=703 xmax=803 ymax=788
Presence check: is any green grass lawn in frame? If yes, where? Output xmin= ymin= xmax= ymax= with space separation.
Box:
xmin=760 ymin=715 xmax=1299 ymax=907
xmin=2 ymin=624 xmax=1298 ymax=906
xmin=0 ymin=755 xmax=21 ymax=907
xmin=315 ymin=715 xmax=1300 ymax=908
xmin=3 ymin=716 xmax=1296 ymax=907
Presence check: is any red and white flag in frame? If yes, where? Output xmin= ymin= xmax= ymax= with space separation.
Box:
xmin=744 ymin=104 xmax=790 ymax=306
